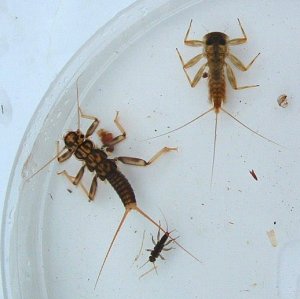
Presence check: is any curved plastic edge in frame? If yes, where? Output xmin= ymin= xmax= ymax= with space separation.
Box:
xmin=1 ymin=0 xmax=200 ymax=298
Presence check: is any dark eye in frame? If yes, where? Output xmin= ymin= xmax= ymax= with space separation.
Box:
xmin=219 ymin=39 xmax=226 ymax=45
xmin=206 ymin=38 xmax=213 ymax=45
xmin=80 ymin=134 xmax=84 ymax=139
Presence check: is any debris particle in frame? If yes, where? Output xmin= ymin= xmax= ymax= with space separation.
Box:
xmin=277 ymin=94 xmax=288 ymax=108
xmin=97 ymin=129 xmax=115 ymax=152
xmin=67 ymin=189 xmax=72 ymax=193
xmin=1 ymin=105 xmax=3 ymax=114
xmin=267 ymin=229 xmax=277 ymax=247
xmin=249 ymin=169 xmax=258 ymax=181
xmin=49 ymin=193 xmax=53 ymax=200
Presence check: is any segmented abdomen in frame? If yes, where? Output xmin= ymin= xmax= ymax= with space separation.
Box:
xmin=106 ymin=170 xmax=136 ymax=207
xmin=208 ymin=73 xmax=226 ymax=112
xmin=207 ymin=53 xmax=226 ymax=112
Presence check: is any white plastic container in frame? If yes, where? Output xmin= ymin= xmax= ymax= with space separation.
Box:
xmin=2 ymin=1 xmax=300 ymax=298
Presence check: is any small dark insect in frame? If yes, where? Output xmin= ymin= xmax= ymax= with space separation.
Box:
xmin=49 ymin=193 xmax=53 ymax=200
xmin=139 ymin=221 xmax=178 ymax=279
xmin=67 ymin=188 xmax=72 ymax=193
xmin=1 ymin=104 xmax=3 ymax=114
xmin=26 ymin=77 xmax=199 ymax=289
xmin=249 ymin=169 xmax=258 ymax=181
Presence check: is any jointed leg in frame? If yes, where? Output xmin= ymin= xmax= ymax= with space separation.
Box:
xmin=157 ymin=221 xmax=161 ymax=242
xmin=228 ymin=18 xmax=248 ymax=45
xmin=226 ymin=63 xmax=259 ymax=90
xmin=176 ymin=48 xmax=207 ymax=87
xmin=57 ymin=168 xmax=98 ymax=201
xmin=114 ymin=147 xmax=177 ymax=167
xmin=57 ymin=169 xmax=90 ymax=199
xmin=162 ymin=235 xmax=178 ymax=250
xmin=57 ymin=140 xmax=73 ymax=163
xmin=184 ymin=20 xmax=204 ymax=47
xmin=162 ymin=247 xmax=175 ymax=251
xmin=164 ymin=239 xmax=174 ymax=246
xmin=101 ymin=111 xmax=127 ymax=149
xmin=228 ymin=52 xmax=260 ymax=72
xmin=178 ymin=52 xmax=205 ymax=69
xmin=79 ymin=108 xmax=100 ymax=138
xmin=151 ymin=234 xmax=156 ymax=246
xmin=88 ymin=175 xmax=98 ymax=201
xmin=159 ymin=254 xmax=165 ymax=260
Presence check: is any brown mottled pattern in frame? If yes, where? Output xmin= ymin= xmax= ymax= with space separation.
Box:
xmin=106 ymin=169 xmax=136 ymax=207
xmin=75 ymin=140 xmax=93 ymax=160
xmin=203 ymin=32 xmax=229 ymax=112
xmin=206 ymin=52 xmax=227 ymax=112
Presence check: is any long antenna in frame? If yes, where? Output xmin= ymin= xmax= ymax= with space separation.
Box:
xmin=134 ymin=206 xmax=201 ymax=263
xmin=25 ymin=147 xmax=66 ymax=181
xmin=76 ymin=76 xmax=81 ymax=130
xmin=221 ymin=107 xmax=283 ymax=147
xmin=145 ymin=108 xmax=214 ymax=141
xmin=138 ymin=259 xmax=150 ymax=270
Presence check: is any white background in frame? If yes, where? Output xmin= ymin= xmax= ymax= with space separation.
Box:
xmin=0 ymin=1 xmax=135 ymax=297
xmin=2 ymin=1 xmax=300 ymax=298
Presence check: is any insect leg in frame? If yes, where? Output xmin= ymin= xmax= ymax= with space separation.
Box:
xmin=176 ymin=49 xmax=207 ymax=87
xmin=163 ymin=235 xmax=179 ymax=250
xmin=184 ymin=20 xmax=204 ymax=47
xmin=159 ymin=254 xmax=165 ymax=260
xmin=78 ymin=108 xmax=100 ymax=138
xmin=57 ymin=169 xmax=90 ymax=199
xmin=157 ymin=220 xmax=161 ymax=242
xmin=162 ymin=247 xmax=175 ymax=251
xmin=228 ymin=18 xmax=248 ymax=45
xmin=57 ymin=150 xmax=73 ymax=163
xmin=114 ymin=147 xmax=177 ymax=167
xmin=57 ymin=140 xmax=73 ymax=163
xmin=228 ymin=52 xmax=260 ymax=72
xmin=88 ymin=175 xmax=98 ymax=201
xmin=177 ymin=50 xmax=205 ymax=68
xmin=101 ymin=111 xmax=127 ymax=149
xmin=164 ymin=239 xmax=174 ymax=246
xmin=225 ymin=63 xmax=259 ymax=90
xmin=72 ymin=165 xmax=85 ymax=185
xmin=151 ymin=234 xmax=156 ymax=246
